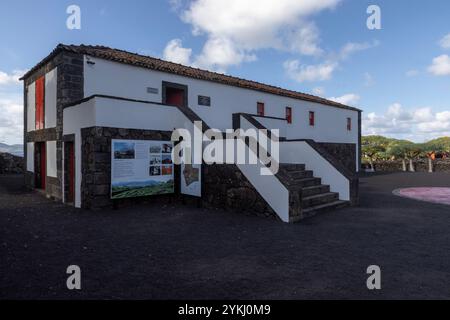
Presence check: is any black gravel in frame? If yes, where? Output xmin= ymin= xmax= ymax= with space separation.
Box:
xmin=1 ymin=172 xmax=450 ymax=300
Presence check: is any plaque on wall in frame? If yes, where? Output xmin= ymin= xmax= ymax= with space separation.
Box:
xmin=198 ymin=95 xmax=211 ymax=107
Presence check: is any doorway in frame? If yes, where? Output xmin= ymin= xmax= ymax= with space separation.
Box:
xmin=65 ymin=141 xmax=75 ymax=203
xmin=162 ymin=82 xmax=188 ymax=108
xmin=35 ymin=142 xmax=46 ymax=189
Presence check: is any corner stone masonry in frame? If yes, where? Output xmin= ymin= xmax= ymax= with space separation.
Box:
xmin=81 ymin=126 xmax=173 ymax=209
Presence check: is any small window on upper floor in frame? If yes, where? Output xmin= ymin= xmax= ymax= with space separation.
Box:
xmin=347 ymin=117 xmax=352 ymax=131
xmin=257 ymin=102 xmax=265 ymax=116
xmin=286 ymin=107 xmax=292 ymax=124
xmin=309 ymin=111 xmax=315 ymax=126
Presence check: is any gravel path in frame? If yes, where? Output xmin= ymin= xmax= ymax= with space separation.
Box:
xmin=1 ymin=172 xmax=450 ymax=299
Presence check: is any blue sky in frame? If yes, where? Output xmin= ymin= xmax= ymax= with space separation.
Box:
xmin=1 ymin=0 xmax=450 ymax=144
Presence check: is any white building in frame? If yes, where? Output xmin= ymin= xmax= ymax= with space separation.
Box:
xmin=21 ymin=44 xmax=361 ymax=223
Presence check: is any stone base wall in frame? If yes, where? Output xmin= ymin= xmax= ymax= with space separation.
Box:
xmin=317 ymin=142 xmax=357 ymax=173
xmin=0 ymin=152 xmax=24 ymax=174
xmin=366 ymin=159 xmax=450 ymax=173
xmin=80 ymin=126 xmax=173 ymax=209
xmin=46 ymin=176 xmax=62 ymax=200
xmin=202 ymin=164 xmax=276 ymax=219
xmin=24 ymin=171 xmax=34 ymax=189
xmin=80 ymin=126 xmax=277 ymax=218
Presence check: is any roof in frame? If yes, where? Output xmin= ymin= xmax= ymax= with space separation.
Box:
xmin=21 ymin=44 xmax=361 ymax=112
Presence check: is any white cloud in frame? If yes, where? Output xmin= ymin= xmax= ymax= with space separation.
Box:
xmin=312 ymin=87 xmax=325 ymax=96
xmin=439 ymin=33 xmax=450 ymax=49
xmin=174 ymin=0 xmax=340 ymax=71
xmin=194 ymin=36 xmax=256 ymax=72
xmin=328 ymin=93 xmax=360 ymax=106
xmin=283 ymin=60 xmax=337 ymax=83
xmin=339 ymin=40 xmax=379 ymax=60
xmin=163 ymin=39 xmax=193 ymax=65
xmin=0 ymin=95 xmax=23 ymax=145
xmin=283 ymin=40 xmax=378 ymax=83
xmin=0 ymin=69 xmax=26 ymax=145
xmin=364 ymin=72 xmax=374 ymax=87
xmin=0 ymin=70 xmax=26 ymax=86
xmin=363 ymin=103 xmax=450 ymax=142
xmin=428 ymin=54 xmax=450 ymax=76
xmin=287 ymin=22 xmax=323 ymax=56
xmin=406 ymin=69 xmax=419 ymax=77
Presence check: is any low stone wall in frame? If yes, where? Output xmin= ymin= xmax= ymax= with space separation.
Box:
xmin=202 ymin=164 xmax=276 ymax=219
xmin=318 ymin=142 xmax=357 ymax=173
xmin=366 ymin=159 xmax=450 ymax=173
xmin=0 ymin=153 xmax=24 ymax=174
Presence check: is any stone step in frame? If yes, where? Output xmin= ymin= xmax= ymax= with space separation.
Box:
xmin=279 ymin=170 xmax=313 ymax=180
xmin=302 ymin=184 xmax=330 ymax=197
xmin=302 ymin=192 xmax=339 ymax=208
xmin=280 ymin=163 xmax=305 ymax=171
xmin=294 ymin=177 xmax=322 ymax=187
xmin=301 ymin=200 xmax=349 ymax=219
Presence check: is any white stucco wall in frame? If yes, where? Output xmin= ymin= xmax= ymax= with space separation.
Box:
xmin=26 ymin=142 xmax=34 ymax=172
xmin=280 ymin=141 xmax=350 ymax=201
xmin=27 ymin=82 xmax=35 ymax=132
xmin=63 ymin=97 xmax=193 ymax=208
xmin=83 ymin=56 xmax=360 ymax=146
xmin=46 ymin=141 xmax=57 ymax=178
xmin=45 ymin=68 xmax=57 ymax=128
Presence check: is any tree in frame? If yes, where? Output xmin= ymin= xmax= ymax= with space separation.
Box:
xmin=403 ymin=143 xmax=422 ymax=172
xmin=431 ymin=138 xmax=450 ymax=158
xmin=387 ymin=143 xmax=409 ymax=171
xmin=362 ymin=144 xmax=385 ymax=171
xmin=419 ymin=142 xmax=447 ymax=172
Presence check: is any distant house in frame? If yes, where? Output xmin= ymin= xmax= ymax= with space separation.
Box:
xmin=20 ymin=44 xmax=361 ymax=223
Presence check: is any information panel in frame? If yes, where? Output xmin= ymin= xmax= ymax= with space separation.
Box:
xmin=181 ymin=163 xmax=201 ymax=197
xmin=111 ymin=139 xmax=174 ymax=199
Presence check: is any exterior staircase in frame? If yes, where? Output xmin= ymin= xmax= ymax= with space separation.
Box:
xmin=276 ymin=163 xmax=350 ymax=222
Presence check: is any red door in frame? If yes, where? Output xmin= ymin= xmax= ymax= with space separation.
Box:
xmin=166 ymin=88 xmax=185 ymax=107
xmin=286 ymin=107 xmax=292 ymax=124
xmin=35 ymin=142 xmax=46 ymax=189
xmin=257 ymin=102 xmax=265 ymax=116
xmin=68 ymin=142 xmax=75 ymax=202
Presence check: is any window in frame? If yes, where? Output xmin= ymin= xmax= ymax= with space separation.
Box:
xmin=347 ymin=117 xmax=352 ymax=131
xmin=257 ymin=102 xmax=265 ymax=116
xmin=198 ymin=95 xmax=211 ymax=106
xmin=286 ymin=107 xmax=292 ymax=124
xmin=309 ymin=111 xmax=315 ymax=126
xmin=35 ymin=76 xmax=45 ymax=130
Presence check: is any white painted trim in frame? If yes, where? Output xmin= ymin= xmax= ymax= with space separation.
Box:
xmin=27 ymin=83 xmax=35 ymax=132
xmin=45 ymin=68 xmax=57 ymax=129
xmin=280 ymin=141 xmax=350 ymax=201
xmin=26 ymin=143 xmax=34 ymax=172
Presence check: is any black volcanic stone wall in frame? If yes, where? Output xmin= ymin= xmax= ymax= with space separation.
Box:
xmin=23 ymin=51 xmax=84 ymax=200
xmin=202 ymin=164 xmax=276 ymax=219
xmin=80 ymin=127 xmax=173 ymax=209
xmin=368 ymin=159 xmax=450 ymax=173
xmin=317 ymin=142 xmax=357 ymax=173
xmin=80 ymin=126 xmax=277 ymax=218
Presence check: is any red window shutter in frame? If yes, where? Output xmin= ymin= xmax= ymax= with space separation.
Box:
xmin=347 ymin=117 xmax=352 ymax=131
xmin=257 ymin=102 xmax=265 ymax=116
xmin=35 ymin=76 xmax=45 ymax=130
xmin=309 ymin=111 xmax=315 ymax=126
xmin=286 ymin=107 xmax=292 ymax=124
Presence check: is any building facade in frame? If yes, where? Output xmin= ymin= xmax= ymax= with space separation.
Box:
xmin=22 ymin=44 xmax=361 ymax=223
